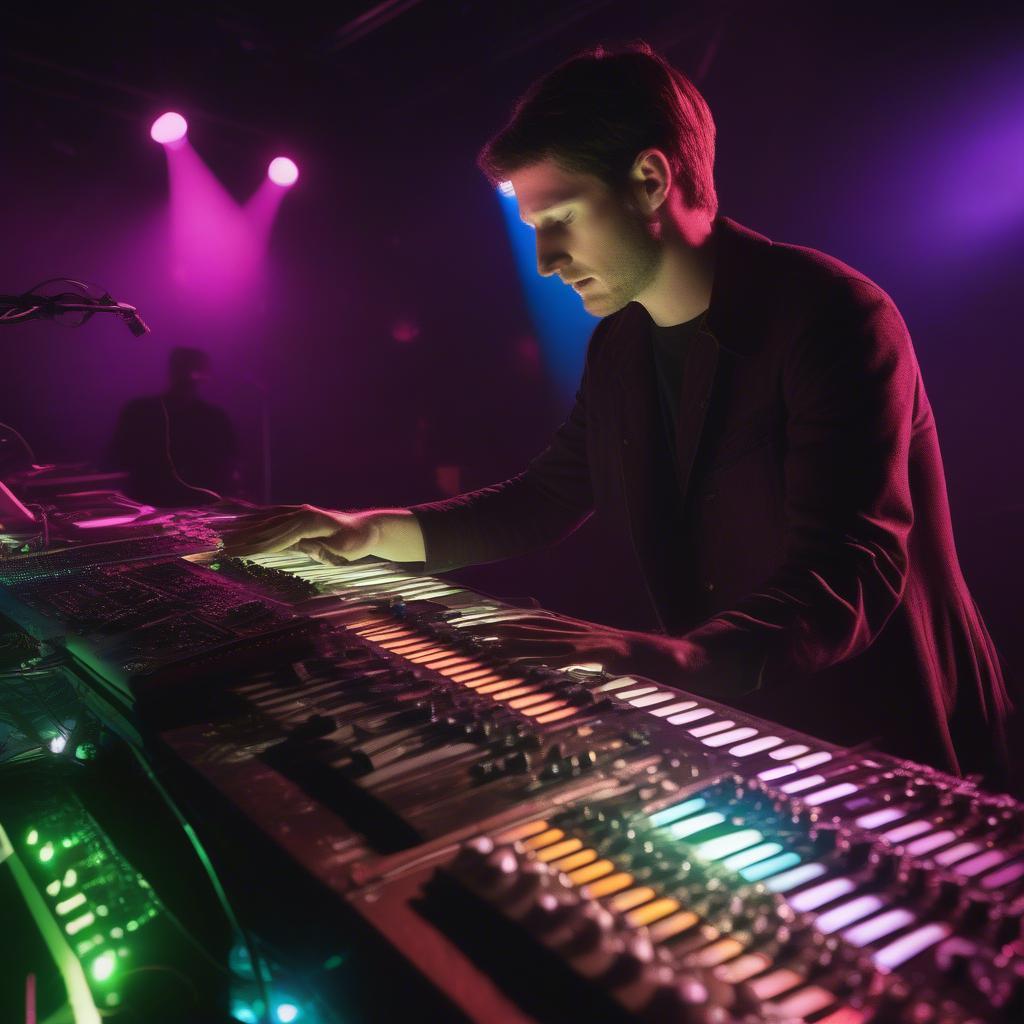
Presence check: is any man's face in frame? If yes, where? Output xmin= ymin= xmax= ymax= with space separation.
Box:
xmin=509 ymin=158 xmax=660 ymax=318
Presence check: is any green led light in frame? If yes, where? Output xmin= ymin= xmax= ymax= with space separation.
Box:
xmin=63 ymin=869 xmax=78 ymax=887
xmin=323 ymin=954 xmax=344 ymax=970
xmin=105 ymin=993 xmax=121 ymax=1008
xmin=125 ymin=921 xmax=139 ymax=932
xmin=210 ymin=562 xmax=222 ymax=570
xmin=91 ymin=951 xmax=117 ymax=982
xmin=65 ymin=911 xmax=96 ymax=936
xmin=109 ymin=927 xmax=124 ymax=939
xmin=648 ymin=797 xmax=707 ymax=829
xmin=26 ymin=829 xmax=39 ymax=846
xmin=96 ymin=905 xmax=109 ymax=916
xmin=739 ymin=850 xmax=802 ymax=883
xmin=230 ymin=1003 xmax=259 ymax=1024
xmin=39 ymin=842 xmax=55 ymax=863
xmin=62 ymin=838 xmax=74 ymax=848
xmin=56 ymin=892 xmax=87 ymax=916
xmin=46 ymin=880 xmax=62 ymax=897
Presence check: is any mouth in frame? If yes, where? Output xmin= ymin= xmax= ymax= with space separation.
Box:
xmin=570 ymin=277 xmax=593 ymax=291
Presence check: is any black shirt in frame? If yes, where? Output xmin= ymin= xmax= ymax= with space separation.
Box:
xmin=649 ymin=311 xmax=705 ymax=485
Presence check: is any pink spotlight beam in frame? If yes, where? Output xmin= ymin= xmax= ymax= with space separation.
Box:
xmin=151 ymin=111 xmax=188 ymax=145
xmin=268 ymin=157 xmax=299 ymax=187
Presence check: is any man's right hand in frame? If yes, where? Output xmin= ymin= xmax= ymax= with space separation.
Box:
xmin=218 ymin=505 xmax=425 ymax=564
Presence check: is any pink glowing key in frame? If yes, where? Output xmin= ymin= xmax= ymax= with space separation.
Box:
xmin=268 ymin=157 xmax=300 ymax=186
xmin=151 ymin=111 xmax=188 ymax=144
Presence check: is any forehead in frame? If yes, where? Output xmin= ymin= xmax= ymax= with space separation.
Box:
xmin=508 ymin=159 xmax=606 ymax=223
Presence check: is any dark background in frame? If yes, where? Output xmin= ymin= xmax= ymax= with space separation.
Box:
xmin=3 ymin=2 xmax=1022 ymax=688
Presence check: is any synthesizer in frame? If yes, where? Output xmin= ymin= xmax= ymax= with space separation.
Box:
xmin=0 ymin=506 xmax=1022 ymax=1023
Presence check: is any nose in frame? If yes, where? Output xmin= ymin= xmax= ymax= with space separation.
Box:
xmin=536 ymin=235 xmax=571 ymax=278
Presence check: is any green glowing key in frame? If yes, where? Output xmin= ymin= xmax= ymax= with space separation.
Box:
xmin=695 ymin=828 xmax=763 ymax=862
xmin=739 ymin=851 xmax=801 ymax=882
xmin=649 ymin=797 xmax=707 ymax=828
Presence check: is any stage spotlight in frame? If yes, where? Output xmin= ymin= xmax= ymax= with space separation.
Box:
xmin=268 ymin=157 xmax=299 ymax=187
xmin=151 ymin=111 xmax=188 ymax=145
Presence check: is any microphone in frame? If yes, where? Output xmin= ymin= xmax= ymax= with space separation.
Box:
xmin=101 ymin=294 xmax=150 ymax=337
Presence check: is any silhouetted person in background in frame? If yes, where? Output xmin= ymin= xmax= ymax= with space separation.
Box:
xmin=108 ymin=346 xmax=239 ymax=507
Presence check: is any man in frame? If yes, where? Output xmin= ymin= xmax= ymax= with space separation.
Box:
xmin=224 ymin=45 xmax=1011 ymax=783
xmin=109 ymin=346 xmax=239 ymax=506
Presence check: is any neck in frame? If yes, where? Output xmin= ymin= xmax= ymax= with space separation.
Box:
xmin=636 ymin=207 xmax=716 ymax=327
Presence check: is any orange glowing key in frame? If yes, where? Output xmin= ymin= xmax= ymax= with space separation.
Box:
xmin=582 ymin=873 xmax=634 ymax=900
xmin=437 ymin=660 xmax=485 ymax=677
xmin=536 ymin=707 xmax=578 ymax=725
xmin=715 ymin=953 xmax=771 ymax=983
xmin=625 ymin=898 xmax=682 ymax=928
xmin=384 ymin=640 xmax=436 ymax=654
xmin=523 ymin=828 xmax=565 ymax=851
xmin=746 ymin=968 xmax=803 ymax=1001
xmin=459 ymin=673 xmax=503 ymax=689
xmin=404 ymin=648 xmax=452 ymax=662
xmin=646 ymin=908 xmax=698 ymax=941
xmin=608 ymin=886 xmax=656 ymax=912
xmin=420 ymin=655 xmax=473 ymax=671
xmin=508 ymin=692 xmax=554 ymax=709
xmin=567 ymin=859 xmax=615 ymax=886
xmin=521 ymin=700 xmax=568 ymax=717
xmin=357 ymin=626 xmax=410 ymax=639
xmin=347 ymin=617 xmax=390 ymax=630
xmin=551 ymin=848 xmax=597 ymax=872
xmin=494 ymin=820 xmax=548 ymax=844
xmin=535 ymin=838 xmax=583 ymax=863
xmin=689 ymin=938 xmax=745 ymax=968
xmin=477 ymin=679 xmax=533 ymax=694
xmin=771 ymin=986 xmax=836 ymax=1020
xmin=483 ymin=686 xmax=537 ymax=701
xmin=449 ymin=667 xmax=495 ymax=683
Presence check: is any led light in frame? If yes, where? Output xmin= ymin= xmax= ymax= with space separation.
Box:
xmin=739 ymin=851 xmax=801 ymax=883
xmin=65 ymin=912 xmax=96 ymax=936
xmin=49 ymin=734 xmax=68 ymax=754
xmin=46 ymin=880 xmax=62 ymax=896
xmin=151 ymin=112 xmax=188 ymax=144
xmin=695 ymin=828 xmax=763 ymax=862
xmin=668 ymin=811 xmax=725 ymax=839
xmin=39 ymin=842 xmax=55 ymax=863
xmin=268 ymin=157 xmax=299 ymax=187
xmin=63 ymin=869 xmax=78 ymax=887
xmin=498 ymin=180 xmax=515 ymax=197
xmin=26 ymin=829 xmax=39 ymax=846
xmin=648 ymin=798 xmax=707 ymax=829
xmin=91 ymin=952 xmax=117 ymax=982
xmin=56 ymin=893 xmax=87 ymax=916
xmin=275 ymin=1003 xmax=300 ymax=1023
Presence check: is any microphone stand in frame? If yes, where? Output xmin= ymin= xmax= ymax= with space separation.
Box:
xmin=1 ymin=280 xmax=150 ymax=337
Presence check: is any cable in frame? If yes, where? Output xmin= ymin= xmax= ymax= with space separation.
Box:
xmin=125 ymin=744 xmax=271 ymax=1022
xmin=159 ymin=398 xmax=224 ymax=504
xmin=0 ymin=419 xmax=37 ymax=464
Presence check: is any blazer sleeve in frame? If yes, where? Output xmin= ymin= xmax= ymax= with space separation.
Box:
xmin=408 ymin=322 xmax=606 ymax=573
xmin=680 ymin=277 xmax=917 ymax=696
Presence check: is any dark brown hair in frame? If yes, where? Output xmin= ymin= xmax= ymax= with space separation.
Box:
xmin=479 ymin=43 xmax=718 ymax=217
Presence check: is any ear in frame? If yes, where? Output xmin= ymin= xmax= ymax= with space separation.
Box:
xmin=629 ymin=148 xmax=672 ymax=214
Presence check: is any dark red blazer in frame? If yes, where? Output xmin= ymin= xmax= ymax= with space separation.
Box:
xmin=412 ymin=217 xmax=1012 ymax=782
